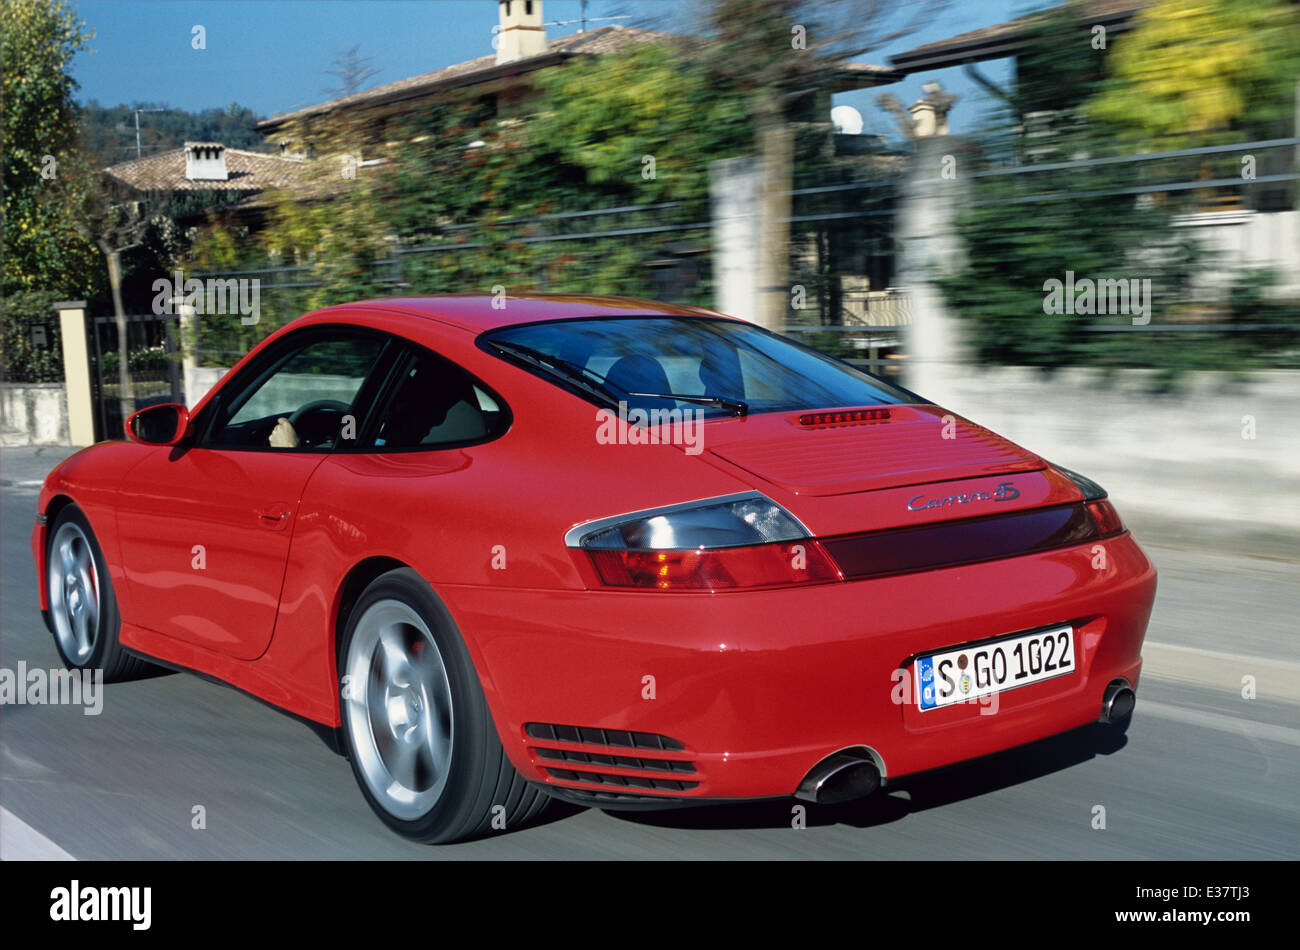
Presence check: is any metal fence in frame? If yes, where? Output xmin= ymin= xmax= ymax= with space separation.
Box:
xmin=965 ymin=136 xmax=1300 ymax=209
xmin=189 ymin=200 xmax=723 ymax=356
xmin=90 ymin=312 xmax=183 ymax=441
xmin=179 ymin=136 xmax=1297 ymax=381
xmin=963 ymin=135 xmax=1300 ymax=366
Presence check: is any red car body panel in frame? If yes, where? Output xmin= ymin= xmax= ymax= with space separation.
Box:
xmin=33 ymin=295 xmax=1157 ymax=803
xmin=113 ymin=448 xmax=328 ymax=660
xmin=440 ymin=535 xmax=1153 ymax=796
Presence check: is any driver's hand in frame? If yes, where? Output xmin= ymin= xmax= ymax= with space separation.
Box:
xmin=269 ymin=417 xmax=299 ymax=448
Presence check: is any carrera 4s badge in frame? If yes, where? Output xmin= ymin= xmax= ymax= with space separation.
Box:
xmin=907 ymin=481 xmax=1021 ymax=512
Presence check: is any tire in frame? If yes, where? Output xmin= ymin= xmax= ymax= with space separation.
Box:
xmin=338 ymin=567 xmax=551 ymax=843
xmin=45 ymin=504 xmax=153 ymax=681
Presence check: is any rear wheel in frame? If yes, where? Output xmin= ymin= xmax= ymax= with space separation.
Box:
xmin=46 ymin=505 xmax=153 ymax=681
xmin=339 ymin=568 xmax=551 ymax=842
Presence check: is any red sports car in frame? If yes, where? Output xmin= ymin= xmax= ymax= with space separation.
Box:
xmin=32 ymin=295 xmax=1156 ymax=842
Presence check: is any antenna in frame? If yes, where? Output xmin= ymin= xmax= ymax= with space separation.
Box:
xmin=133 ymin=107 xmax=166 ymax=159
xmin=546 ymin=0 xmax=631 ymax=33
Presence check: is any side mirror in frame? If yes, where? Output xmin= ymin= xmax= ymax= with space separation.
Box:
xmin=125 ymin=403 xmax=191 ymax=446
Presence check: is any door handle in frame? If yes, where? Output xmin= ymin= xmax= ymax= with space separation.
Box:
xmin=258 ymin=503 xmax=291 ymax=530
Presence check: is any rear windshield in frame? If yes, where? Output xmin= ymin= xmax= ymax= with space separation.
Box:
xmin=481 ymin=316 xmax=917 ymax=418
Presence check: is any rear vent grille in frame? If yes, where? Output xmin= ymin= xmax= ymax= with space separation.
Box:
xmin=525 ymin=722 xmax=686 ymax=752
xmin=526 ymin=723 xmax=699 ymax=793
xmin=536 ymin=747 xmax=697 ymax=773
xmin=542 ymin=768 xmax=700 ymax=793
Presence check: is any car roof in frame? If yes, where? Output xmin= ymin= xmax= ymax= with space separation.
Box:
xmin=326 ymin=294 xmax=731 ymax=333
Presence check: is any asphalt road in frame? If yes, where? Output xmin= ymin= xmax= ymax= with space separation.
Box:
xmin=3 ymin=447 xmax=1297 ymax=859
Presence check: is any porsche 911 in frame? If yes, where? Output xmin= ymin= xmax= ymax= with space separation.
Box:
xmin=33 ymin=295 xmax=1156 ymax=842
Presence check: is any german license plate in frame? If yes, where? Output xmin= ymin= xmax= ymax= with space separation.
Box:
xmin=914 ymin=625 xmax=1076 ymax=711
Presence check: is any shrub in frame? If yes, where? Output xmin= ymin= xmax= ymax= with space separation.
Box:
xmin=1 ymin=291 xmax=64 ymax=383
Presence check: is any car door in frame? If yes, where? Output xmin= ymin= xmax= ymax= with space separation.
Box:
xmin=113 ymin=324 xmax=397 ymax=661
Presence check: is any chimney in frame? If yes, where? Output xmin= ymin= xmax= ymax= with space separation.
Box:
xmin=496 ymin=0 xmax=546 ymax=65
xmin=908 ymin=100 xmax=938 ymax=138
xmin=185 ymin=142 xmax=228 ymax=181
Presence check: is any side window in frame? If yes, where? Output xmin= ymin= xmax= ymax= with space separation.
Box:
xmin=369 ymin=348 xmax=503 ymax=450
xmin=206 ymin=330 xmax=387 ymax=450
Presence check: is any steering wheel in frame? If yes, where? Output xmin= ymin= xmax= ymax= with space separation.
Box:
xmin=283 ymin=399 xmax=351 ymax=448
xmin=289 ymin=399 xmax=350 ymax=426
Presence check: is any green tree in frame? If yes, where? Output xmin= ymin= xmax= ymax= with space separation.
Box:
xmin=685 ymin=0 xmax=942 ymax=330
xmin=260 ymin=111 xmax=392 ymax=306
xmin=187 ymin=40 xmax=772 ymax=360
xmin=183 ymin=109 xmax=393 ymax=358
xmin=1 ymin=0 xmax=99 ymax=297
xmin=1088 ymin=0 xmax=1300 ymax=147
xmin=80 ymin=100 xmax=267 ymax=163
xmin=1 ymin=289 xmax=63 ymax=382
xmin=529 ymin=44 xmax=750 ymax=210
xmin=937 ymin=9 xmax=1212 ymax=379
xmin=385 ymin=43 xmax=752 ymax=299
xmin=64 ymin=149 xmax=150 ymax=416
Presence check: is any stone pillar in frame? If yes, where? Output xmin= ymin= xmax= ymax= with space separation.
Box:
xmin=53 ymin=300 xmax=96 ymax=446
xmin=176 ymin=297 xmax=200 ymax=407
xmin=898 ymin=137 xmax=968 ymax=405
xmin=709 ymin=155 xmax=764 ymax=322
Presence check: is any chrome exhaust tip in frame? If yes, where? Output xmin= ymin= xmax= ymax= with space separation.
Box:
xmin=1100 ymin=679 xmax=1136 ymax=724
xmin=795 ymin=750 xmax=882 ymax=805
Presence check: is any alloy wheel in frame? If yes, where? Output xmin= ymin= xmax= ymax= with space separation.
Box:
xmin=343 ymin=598 xmax=455 ymax=820
xmin=48 ymin=521 xmax=101 ymax=665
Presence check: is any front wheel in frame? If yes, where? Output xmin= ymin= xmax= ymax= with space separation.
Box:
xmin=338 ymin=568 xmax=550 ymax=842
xmin=46 ymin=504 xmax=153 ymax=681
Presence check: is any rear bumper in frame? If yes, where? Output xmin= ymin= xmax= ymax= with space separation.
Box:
xmin=441 ymin=531 xmax=1157 ymax=804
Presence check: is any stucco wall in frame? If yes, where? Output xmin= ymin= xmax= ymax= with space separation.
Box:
xmin=922 ymin=367 xmax=1300 ymax=536
xmin=1 ymin=384 xmax=69 ymax=445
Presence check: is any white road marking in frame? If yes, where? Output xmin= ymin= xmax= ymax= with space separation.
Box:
xmin=1138 ymin=699 xmax=1300 ymax=749
xmin=0 ymin=806 xmax=76 ymax=860
xmin=1141 ymin=641 xmax=1300 ymax=703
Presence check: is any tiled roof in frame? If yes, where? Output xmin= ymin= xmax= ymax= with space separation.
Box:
xmin=259 ymin=23 xmax=900 ymax=130
xmin=891 ymin=0 xmax=1147 ymax=70
xmin=258 ymin=25 xmax=681 ymax=130
xmin=104 ymin=146 xmax=307 ymax=193
xmin=833 ymin=61 xmax=904 ymax=89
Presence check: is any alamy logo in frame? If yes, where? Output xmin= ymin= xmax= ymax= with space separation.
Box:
xmin=0 ymin=663 xmax=102 ymax=715
xmin=596 ymin=403 xmax=704 ymax=456
xmin=151 ymin=269 xmax=261 ymax=325
xmin=1042 ymin=271 xmax=1151 ymax=325
xmin=50 ymin=880 xmax=151 ymax=930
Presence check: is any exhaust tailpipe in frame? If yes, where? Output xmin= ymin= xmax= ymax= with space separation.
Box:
xmin=795 ymin=750 xmax=882 ymax=805
xmin=1100 ymin=679 xmax=1136 ymax=724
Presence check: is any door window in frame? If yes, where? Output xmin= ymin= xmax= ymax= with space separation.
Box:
xmin=204 ymin=329 xmax=388 ymax=450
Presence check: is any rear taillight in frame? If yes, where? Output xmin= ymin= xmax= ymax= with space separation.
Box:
xmin=1086 ymin=499 xmax=1125 ymax=538
xmin=567 ymin=492 xmax=841 ymax=592
xmin=588 ymin=542 xmax=840 ymax=591
xmin=1055 ymin=464 xmax=1108 ymax=501
xmin=1056 ymin=465 xmax=1126 ymax=538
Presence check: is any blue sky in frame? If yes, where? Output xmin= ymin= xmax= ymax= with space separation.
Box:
xmin=71 ymin=0 xmax=1030 ymax=135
